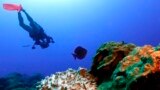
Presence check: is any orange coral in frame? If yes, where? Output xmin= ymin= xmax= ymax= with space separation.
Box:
xmin=120 ymin=45 xmax=156 ymax=72
xmin=109 ymin=45 xmax=160 ymax=89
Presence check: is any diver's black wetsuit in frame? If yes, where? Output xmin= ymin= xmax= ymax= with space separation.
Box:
xmin=18 ymin=9 xmax=54 ymax=49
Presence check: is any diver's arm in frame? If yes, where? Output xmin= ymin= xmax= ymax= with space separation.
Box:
xmin=46 ymin=36 xmax=54 ymax=43
xmin=32 ymin=43 xmax=36 ymax=49
xmin=32 ymin=40 xmax=41 ymax=49
xmin=49 ymin=36 xmax=55 ymax=43
xmin=18 ymin=12 xmax=31 ymax=32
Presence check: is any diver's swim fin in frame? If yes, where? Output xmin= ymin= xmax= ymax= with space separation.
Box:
xmin=3 ymin=3 xmax=22 ymax=12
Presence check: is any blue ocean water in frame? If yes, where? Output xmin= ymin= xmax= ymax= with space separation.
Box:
xmin=0 ymin=0 xmax=160 ymax=77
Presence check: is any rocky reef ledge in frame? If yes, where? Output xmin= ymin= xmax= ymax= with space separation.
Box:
xmin=37 ymin=42 xmax=160 ymax=90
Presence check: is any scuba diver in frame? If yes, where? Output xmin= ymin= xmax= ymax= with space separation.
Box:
xmin=3 ymin=3 xmax=54 ymax=49
xmin=17 ymin=9 xmax=54 ymax=49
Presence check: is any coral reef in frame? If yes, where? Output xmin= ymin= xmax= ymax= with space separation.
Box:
xmin=37 ymin=68 xmax=96 ymax=90
xmin=98 ymin=45 xmax=160 ymax=90
xmin=36 ymin=41 xmax=160 ymax=90
xmin=90 ymin=41 xmax=136 ymax=84
xmin=2 ymin=41 xmax=160 ymax=90
xmin=0 ymin=73 xmax=43 ymax=90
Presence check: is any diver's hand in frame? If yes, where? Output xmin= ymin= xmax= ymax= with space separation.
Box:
xmin=32 ymin=46 xmax=36 ymax=49
xmin=51 ymin=40 xmax=55 ymax=43
xmin=32 ymin=43 xmax=36 ymax=49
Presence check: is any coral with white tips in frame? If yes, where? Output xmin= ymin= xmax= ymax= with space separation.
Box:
xmin=37 ymin=67 xmax=97 ymax=90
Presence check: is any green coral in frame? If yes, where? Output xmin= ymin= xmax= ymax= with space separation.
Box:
xmin=97 ymin=45 xmax=160 ymax=90
xmin=90 ymin=41 xmax=136 ymax=85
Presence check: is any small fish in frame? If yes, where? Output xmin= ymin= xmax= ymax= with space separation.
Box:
xmin=72 ymin=46 xmax=87 ymax=60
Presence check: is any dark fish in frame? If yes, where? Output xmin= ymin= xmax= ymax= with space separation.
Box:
xmin=72 ymin=46 xmax=87 ymax=60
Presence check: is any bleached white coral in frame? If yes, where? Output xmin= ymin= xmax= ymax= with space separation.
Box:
xmin=37 ymin=67 xmax=97 ymax=90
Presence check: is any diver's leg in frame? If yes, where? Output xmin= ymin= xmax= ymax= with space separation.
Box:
xmin=18 ymin=12 xmax=31 ymax=32
xmin=22 ymin=9 xmax=43 ymax=29
xmin=22 ymin=9 xmax=34 ymax=23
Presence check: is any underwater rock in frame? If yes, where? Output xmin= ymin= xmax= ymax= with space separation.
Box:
xmin=128 ymin=72 xmax=160 ymax=90
xmin=37 ymin=67 xmax=97 ymax=90
xmin=98 ymin=45 xmax=160 ymax=90
xmin=89 ymin=41 xmax=136 ymax=84
xmin=0 ymin=77 xmax=8 ymax=90
xmin=0 ymin=73 xmax=44 ymax=90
